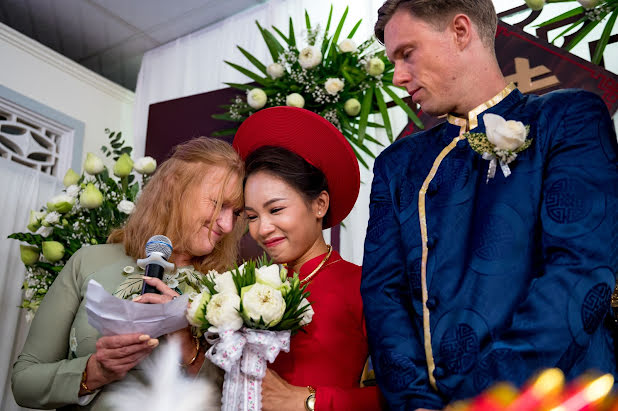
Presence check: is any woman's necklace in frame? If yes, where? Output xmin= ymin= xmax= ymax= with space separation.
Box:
xmin=300 ymin=245 xmax=333 ymax=285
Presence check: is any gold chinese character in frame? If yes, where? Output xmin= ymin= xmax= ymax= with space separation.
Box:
xmin=504 ymin=57 xmax=560 ymax=93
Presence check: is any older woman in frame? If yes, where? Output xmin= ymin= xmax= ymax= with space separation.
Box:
xmin=12 ymin=137 xmax=245 ymax=410
xmin=234 ymin=107 xmax=384 ymax=411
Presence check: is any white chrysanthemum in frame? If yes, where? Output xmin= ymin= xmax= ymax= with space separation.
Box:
xmin=186 ymin=290 xmax=211 ymax=327
xmin=298 ymin=298 xmax=314 ymax=326
xmin=242 ymin=283 xmax=285 ymax=327
xmin=286 ymin=93 xmax=305 ymax=108
xmin=117 ymin=200 xmax=135 ymax=214
xmin=267 ymin=63 xmax=285 ymax=79
xmin=205 ymin=292 xmax=243 ymax=331
xmin=256 ymin=264 xmax=283 ymax=289
xmin=298 ymin=46 xmax=322 ymax=69
xmin=213 ymin=270 xmax=238 ymax=295
xmin=247 ymin=88 xmax=267 ymax=109
xmin=134 ymin=156 xmax=157 ymax=175
xmin=42 ymin=211 xmax=61 ymax=226
xmin=65 ymin=184 xmax=80 ymax=198
xmin=324 ymin=78 xmax=344 ymax=95
xmin=338 ymin=38 xmax=357 ymax=53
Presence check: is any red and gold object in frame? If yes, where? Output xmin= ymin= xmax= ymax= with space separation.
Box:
xmin=548 ymin=374 xmax=614 ymax=411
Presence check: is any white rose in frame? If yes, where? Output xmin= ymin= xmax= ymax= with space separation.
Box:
xmin=267 ymin=63 xmax=285 ymax=79
xmin=577 ymin=0 xmax=599 ymax=8
xmin=117 ymin=200 xmax=135 ymax=215
xmin=256 ymin=264 xmax=283 ymax=289
xmin=42 ymin=211 xmax=61 ymax=226
xmin=247 ymin=88 xmax=267 ymax=109
xmin=298 ymin=298 xmax=314 ymax=326
xmin=242 ymin=283 xmax=286 ymax=327
xmin=298 ymin=46 xmax=322 ymax=69
xmin=213 ymin=270 xmax=238 ymax=295
xmin=483 ymin=113 xmax=527 ymax=151
xmin=286 ymin=93 xmax=305 ymax=108
xmin=338 ymin=38 xmax=357 ymax=53
xmin=134 ymin=156 xmax=157 ymax=175
xmin=186 ymin=290 xmax=211 ymax=327
xmin=83 ymin=153 xmax=104 ymax=175
xmin=324 ymin=78 xmax=345 ymax=95
xmin=205 ymin=292 xmax=243 ymax=331
xmin=65 ymin=184 xmax=80 ymax=198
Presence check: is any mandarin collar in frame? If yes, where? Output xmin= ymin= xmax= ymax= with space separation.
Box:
xmin=446 ymin=83 xmax=519 ymax=133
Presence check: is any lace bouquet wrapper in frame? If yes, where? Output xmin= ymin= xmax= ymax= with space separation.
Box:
xmin=186 ymin=259 xmax=314 ymax=411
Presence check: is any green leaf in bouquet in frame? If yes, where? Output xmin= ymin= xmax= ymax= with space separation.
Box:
xmin=256 ymin=21 xmax=285 ymax=62
xmin=536 ymin=5 xmax=584 ymax=27
xmin=272 ymin=26 xmax=291 ymax=46
xmin=328 ymin=6 xmax=349 ymax=59
xmin=347 ymin=142 xmax=369 ymax=169
xmin=237 ymin=46 xmax=267 ymax=74
xmin=383 ymin=86 xmax=423 ymax=129
xmin=8 ymin=232 xmax=43 ymax=246
xmin=321 ymin=5 xmax=334 ymax=55
xmin=347 ymin=18 xmax=362 ymax=39
xmin=36 ymin=261 xmax=63 ymax=273
xmin=344 ymin=130 xmax=377 ymax=160
xmin=548 ymin=16 xmax=587 ymax=44
xmin=210 ymin=128 xmax=239 ymax=137
xmin=305 ymin=10 xmax=311 ymax=30
xmin=357 ymin=85 xmax=374 ymax=143
xmin=224 ymin=61 xmax=269 ymax=86
xmin=201 ymin=273 xmax=217 ymax=295
xmin=565 ymin=15 xmax=605 ymax=51
xmin=593 ymin=9 xmax=617 ymax=64
xmin=374 ymin=88 xmax=394 ymax=142
xmin=288 ymin=17 xmax=296 ymax=47
xmin=223 ymin=82 xmax=255 ymax=91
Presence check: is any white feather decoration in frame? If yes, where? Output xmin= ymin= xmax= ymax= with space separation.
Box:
xmin=104 ymin=337 xmax=220 ymax=411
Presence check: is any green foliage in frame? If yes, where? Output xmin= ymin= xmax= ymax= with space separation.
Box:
xmin=532 ymin=0 xmax=618 ymax=65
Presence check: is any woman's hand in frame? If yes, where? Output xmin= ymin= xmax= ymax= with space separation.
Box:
xmin=133 ymin=276 xmax=204 ymax=375
xmin=261 ymin=368 xmax=307 ymax=411
xmin=82 ymin=333 xmax=158 ymax=393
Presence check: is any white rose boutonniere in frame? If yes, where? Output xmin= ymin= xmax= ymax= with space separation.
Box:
xmin=467 ymin=113 xmax=532 ymax=182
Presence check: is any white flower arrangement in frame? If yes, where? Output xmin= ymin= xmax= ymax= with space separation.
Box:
xmin=9 ymin=129 xmax=156 ymax=318
xmin=466 ymin=114 xmax=532 ymax=182
xmin=186 ymin=257 xmax=312 ymax=334
xmin=213 ymin=6 xmax=424 ymax=169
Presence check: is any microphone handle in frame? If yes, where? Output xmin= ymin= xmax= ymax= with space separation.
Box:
xmin=141 ymin=264 xmax=165 ymax=294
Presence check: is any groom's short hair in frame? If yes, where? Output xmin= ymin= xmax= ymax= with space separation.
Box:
xmin=374 ymin=0 xmax=498 ymax=49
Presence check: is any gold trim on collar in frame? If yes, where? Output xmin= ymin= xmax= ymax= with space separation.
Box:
xmin=418 ymin=133 xmax=467 ymax=391
xmin=446 ymin=83 xmax=516 ymax=131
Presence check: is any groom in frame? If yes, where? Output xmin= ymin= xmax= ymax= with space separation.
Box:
xmin=361 ymin=0 xmax=618 ymax=409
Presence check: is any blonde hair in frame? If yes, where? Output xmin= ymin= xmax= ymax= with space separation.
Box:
xmin=108 ymin=137 xmax=245 ymax=272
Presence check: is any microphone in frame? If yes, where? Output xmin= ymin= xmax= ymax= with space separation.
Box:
xmin=137 ymin=235 xmax=174 ymax=295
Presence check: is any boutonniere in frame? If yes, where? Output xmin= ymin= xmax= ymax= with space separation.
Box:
xmin=466 ymin=113 xmax=532 ymax=183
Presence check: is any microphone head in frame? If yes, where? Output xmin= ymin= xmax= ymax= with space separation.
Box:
xmin=145 ymin=235 xmax=173 ymax=260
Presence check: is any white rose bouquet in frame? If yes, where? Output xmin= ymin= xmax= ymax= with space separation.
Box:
xmin=212 ymin=5 xmax=424 ymax=169
xmin=186 ymin=257 xmax=313 ymax=411
xmin=9 ymin=129 xmax=156 ymax=319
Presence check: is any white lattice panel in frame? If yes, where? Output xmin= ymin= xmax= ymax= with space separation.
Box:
xmin=0 ymin=99 xmax=74 ymax=177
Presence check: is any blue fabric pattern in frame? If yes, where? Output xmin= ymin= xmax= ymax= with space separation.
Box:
xmin=361 ymin=88 xmax=618 ymax=409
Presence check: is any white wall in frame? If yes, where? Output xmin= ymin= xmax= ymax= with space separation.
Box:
xmin=0 ymin=23 xmax=135 ymax=171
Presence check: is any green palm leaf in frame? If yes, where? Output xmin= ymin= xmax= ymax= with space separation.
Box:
xmin=347 ymin=19 xmax=362 ymax=38
xmin=383 ymin=87 xmax=423 ymax=129
xmin=224 ymin=61 xmax=269 ymax=85
xmin=256 ymin=21 xmax=285 ymax=61
xmin=329 ymin=6 xmax=349 ymax=58
xmin=237 ymin=46 xmax=267 ymax=74
xmin=592 ymin=9 xmax=617 ymax=64
xmin=374 ymin=88 xmax=394 ymax=142
xmin=358 ymin=85 xmax=374 ymax=143
xmin=536 ymin=6 xmax=585 ymax=27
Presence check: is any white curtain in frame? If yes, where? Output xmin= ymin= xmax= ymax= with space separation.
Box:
xmin=133 ymin=0 xmax=409 ymax=265
xmin=0 ymin=158 xmax=63 ymax=411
